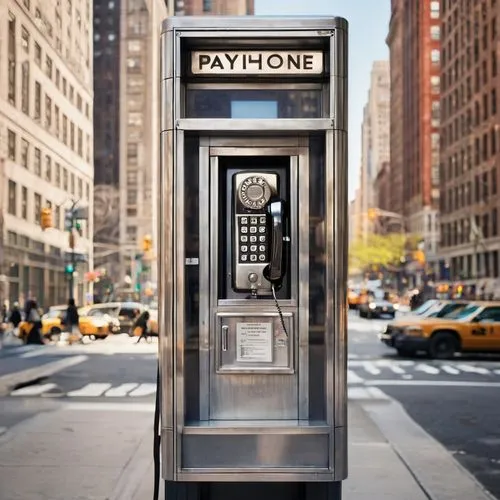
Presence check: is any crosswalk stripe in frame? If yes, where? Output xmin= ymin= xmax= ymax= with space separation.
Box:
xmin=441 ymin=365 xmax=460 ymax=375
xmin=455 ymin=364 xmax=490 ymax=375
xmin=128 ymin=383 xmax=156 ymax=397
xmin=104 ymin=383 xmax=139 ymax=397
xmin=415 ymin=364 xmax=440 ymax=375
xmin=389 ymin=365 xmax=406 ymax=374
xmin=347 ymin=370 xmax=364 ymax=383
xmin=11 ymin=383 xmax=57 ymax=396
xmin=363 ymin=362 xmax=381 ymax=375
xmin=67 ymin=383 xmax=112 ymax=397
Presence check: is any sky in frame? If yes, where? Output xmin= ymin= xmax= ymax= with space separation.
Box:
xmin=254 ymin=0 xmax=391 ymax=200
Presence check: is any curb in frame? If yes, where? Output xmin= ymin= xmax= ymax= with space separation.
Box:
xmin=0 ymin=355 xmax=88 ymax=396
xmin=361 ymin=398 xmax=496 ymax=500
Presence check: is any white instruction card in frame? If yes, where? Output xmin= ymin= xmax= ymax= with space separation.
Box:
xmin=236 ymin=322 xmax=273 ymax=362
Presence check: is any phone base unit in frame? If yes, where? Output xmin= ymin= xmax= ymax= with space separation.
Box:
xmin=159 ymin=15 xmax=348 ymax=495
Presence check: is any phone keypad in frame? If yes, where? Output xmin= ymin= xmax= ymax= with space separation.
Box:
xmin=238 ymin=215 xmax=268 ymax=263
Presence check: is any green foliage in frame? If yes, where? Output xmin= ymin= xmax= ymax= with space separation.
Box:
xmin=349 ymin=233 xmax=420 ymax=271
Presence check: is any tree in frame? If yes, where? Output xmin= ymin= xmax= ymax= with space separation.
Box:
xmin=349 ymin=233 xmax=420 ymax=273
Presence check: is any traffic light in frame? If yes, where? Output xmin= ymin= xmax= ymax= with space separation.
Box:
xmin=65 ymin=263 xmax=74 ymax=274
xmin=367 ymin=208 xmax=378 ymax=221
xmin=142 ymin=234 xmax=153 ymax=252
xmin=40 ymin=207 xmax=53 ymax=230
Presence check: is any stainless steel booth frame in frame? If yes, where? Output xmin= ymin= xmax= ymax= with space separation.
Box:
xmin=159 ymin=16 xmax=348 ymax=483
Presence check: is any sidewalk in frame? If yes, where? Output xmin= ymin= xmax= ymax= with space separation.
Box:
xmin=0 ymin=397 xmax=495 ymax=500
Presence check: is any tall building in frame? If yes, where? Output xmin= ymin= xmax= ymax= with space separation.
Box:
xmin=386 ymin=0 xmax=404 ymax=217
xmin=400 ymin=0 xmax=440 ymax=271
xmin=93 ymin=0 xmax=254 ymax=297
xmin=438 ymin=1 xmax=500 ymax=284
xmin=176 ymin=0 xmax=254 ymax=15
xmin=359 ymin=61 xmax=390 ymax=240
xmin=0 ymin=0 xmax=94 ymax=308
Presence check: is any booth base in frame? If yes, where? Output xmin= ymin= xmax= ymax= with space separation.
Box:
xmin=165 ymin=481 xmax=342 ymax=500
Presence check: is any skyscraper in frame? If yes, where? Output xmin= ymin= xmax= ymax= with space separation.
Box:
xmin=92 ymin=0 xmax=255 ymax=298
xmin=438 ymin=1 xmax=500 ymax=286
xmin=359 ymin=61 xmax=390 ymax=240
xmin=0 ymin=0 xmax=94 ymax=307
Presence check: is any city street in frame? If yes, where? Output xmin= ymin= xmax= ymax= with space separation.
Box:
xmin=0 ymin=317 xmax=498 ymax=499
xmin=348 ymin=310 xmax=500 ymax=500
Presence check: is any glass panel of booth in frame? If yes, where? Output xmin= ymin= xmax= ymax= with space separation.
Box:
xmin=186 ymin=88 xmax=324 ymax=119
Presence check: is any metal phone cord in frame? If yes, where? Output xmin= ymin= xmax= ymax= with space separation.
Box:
xmin=272 ymin=284 xmax=288 ymax=338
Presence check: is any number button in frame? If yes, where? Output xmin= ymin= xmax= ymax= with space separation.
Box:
xmin=259 ymin=235 xmax=266 ymax=242
xmin=240 ymin=235 xmax=248 ymax=242
xmin=241 ymin=255 xmax=248 ymax=262
xmin=250 ymin=217 xmax=258 ymax=224
xmin=259 ymin=216 xmax=266 ymax=224
xmin=258 ymin=226 xmax=266 ymax=233
xmin=241 ymin=226 xmax=248 ymax=234
xmin=259 ymin=245 xmax=266 ymax=252
xmin=259 ymin=255 xmax=266 ymax=262
xmin=250 ymin=227 xmax=257 ymax=234
xmin=250 ymin=255 xmax=257 ymax=262
xmin=250 ymin=245 xmax=257 ymax=252
xmin=250 ymin=235 xmax=257 ymax=243
xmin=241 ymin=217 xmax=248 ymax=224
xmin=241 ymin=245 xmax=248 ymax=252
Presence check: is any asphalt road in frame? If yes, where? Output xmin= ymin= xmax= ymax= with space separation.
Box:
xmin=0 ymin=335 xmax=158 ymax=434
xmin=348 ymin=310 xmax=500 ymax=499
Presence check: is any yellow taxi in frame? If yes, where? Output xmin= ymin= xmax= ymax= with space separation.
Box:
xmin=380 ymin=301 xmax=500 ymax=358
xmin=19 ymin=304 xmax=120 ymax=342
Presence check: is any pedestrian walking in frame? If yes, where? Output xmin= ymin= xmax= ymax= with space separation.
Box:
xmin=63 ymin=298 xmax=81 ymax=344
xmin=25 ymin=300 xmax=44 ymax=345
xmin=133 ymin=310 xmax=150 ymax=343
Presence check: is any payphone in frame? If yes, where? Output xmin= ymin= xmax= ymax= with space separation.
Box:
xmin=158 ymin=16 xmax=348 ymax=500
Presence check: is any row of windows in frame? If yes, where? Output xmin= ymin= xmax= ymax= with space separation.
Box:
xmin=6 ymin=129 xmax=90 ymax=200
xmin=442 ymin=142 xmax=498 ymax=181
xmin=7 ymin=180 xmax=90 ymax=238
xmin=440 ymin=167 xmax=498 ymax=213
xmin=8 ymin=11 xmax=91 ymax=118
xmin=440 ymin=210 xmax=499 ymax=248
xmin=442 ymin=16 xmax=497 ymax=69
xmin=441 ymin=104 xmax=497 ymax=150
xmin=448 ymin=250 xmax=500 ymax=280
xmin=442 ymin=48 xmax=497 ymax=97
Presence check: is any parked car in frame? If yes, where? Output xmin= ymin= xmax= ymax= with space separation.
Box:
xmin=380 ymin=301 xmax=500 ymax=358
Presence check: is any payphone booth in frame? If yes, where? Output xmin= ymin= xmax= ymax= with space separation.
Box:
xmin=159 ymin=16 xmax=348 ymax=500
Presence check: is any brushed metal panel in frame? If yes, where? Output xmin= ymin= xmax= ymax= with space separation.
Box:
xmin=162 ymin=16 xmax=347 ymax=32
xmin=177 ymin=119 xmax=333 ymax=131
xmin=161 ymin=29 xmax=174 ymax=80
xmin=333 ymin=426 xmax=347 ymax=481
xmin=182 ymin=434 xmax=329 ymax=469
xmin=161 ymin=78 xmax=174 ymax=133
xmin=176 ymin=471 xmax=335 ymax=482
xmin=160 ymin=131 xmax=174 ymax=431
xmin=331 ymin=28 xmax=348 ymax=78
xmin=161 ymin=428 xmax=175 ymax=480
xmin=208 ymin=137 xmax=300 ymax=148
xmin=333 ymin=130 xmax=348 ymax=430
xmin=215 ymin=313 xmax=294 ymax=374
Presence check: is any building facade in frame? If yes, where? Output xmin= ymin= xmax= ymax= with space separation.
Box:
xmin=175 ymin=0 xmax=254 ymax=16
xmin=0 ymin=0 xmax=94 ymax=308
xmin=93 ymin=0 xmax=254 ymax=298
xmin=438 ymin=0 xmax=500 ymax=284
xmin=386 ymin=0 xmax=404 ymax=217
xmin=359 ymin=61 xmax=390 ymax=240
xmin=401 ymin=0 xmax=441 ymax=269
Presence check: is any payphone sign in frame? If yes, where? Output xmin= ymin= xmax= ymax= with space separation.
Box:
xmin=191 ymin=51 xmax=324 ymax=75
